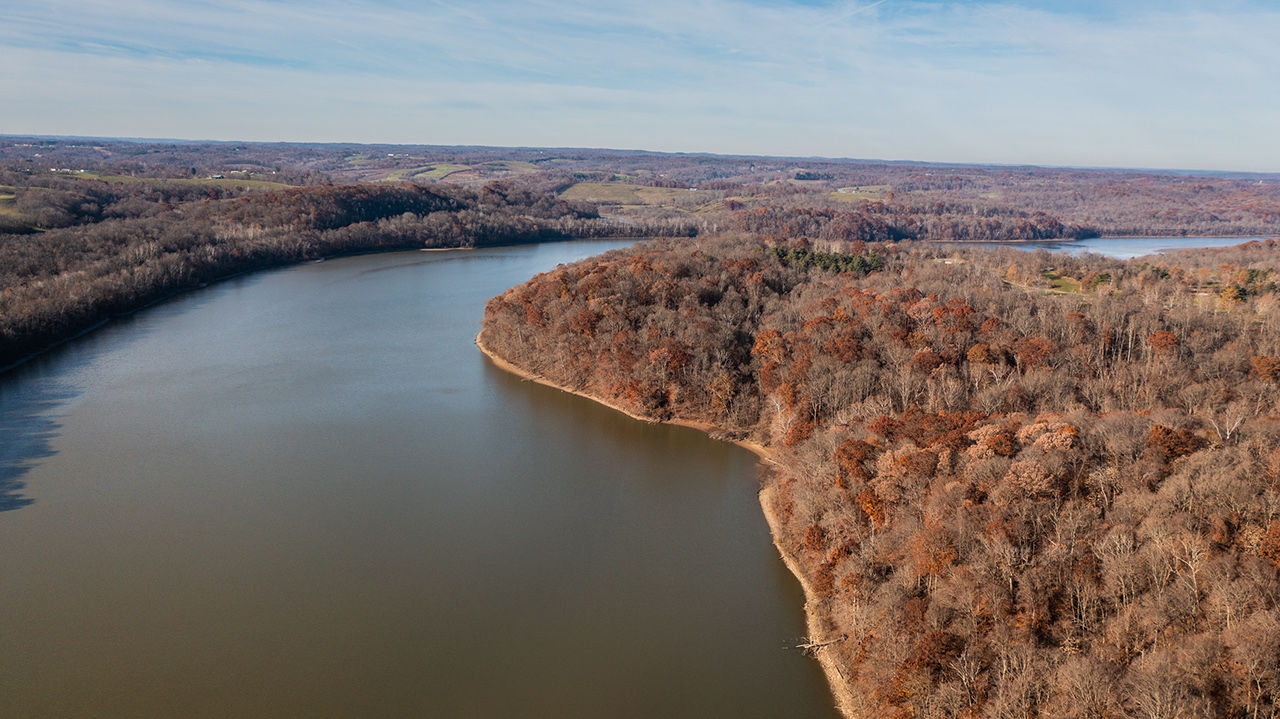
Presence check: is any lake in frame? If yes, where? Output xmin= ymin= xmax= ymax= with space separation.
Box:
xmin=941 ymin=235 xmax=1266 ymax=259
xmin=0 ymin=240 xmax=838 ymax=718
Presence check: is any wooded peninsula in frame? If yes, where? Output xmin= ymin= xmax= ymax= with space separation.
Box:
xmin=481 ymin=235 xmax=1280 ymax=718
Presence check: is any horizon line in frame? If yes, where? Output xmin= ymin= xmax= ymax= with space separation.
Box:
xmin=4 ymin=132 xmax=1278 ymax=179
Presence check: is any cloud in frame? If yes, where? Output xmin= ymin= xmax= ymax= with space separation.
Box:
xmin=4 ymin=0 xmax=1279 ymax=170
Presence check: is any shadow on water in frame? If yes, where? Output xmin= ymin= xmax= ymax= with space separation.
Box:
xmin=0 ymin=285 xmax=187 ymax=513
xmin=0 ymin=332 xmax=105 ymax=511
xmin=0 ymin=380 xmax=79 ymax=511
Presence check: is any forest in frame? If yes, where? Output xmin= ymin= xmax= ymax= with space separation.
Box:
xmin=482 ymin=234 xmax=1280 ymax=718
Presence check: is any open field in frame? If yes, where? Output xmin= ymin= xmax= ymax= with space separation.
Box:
xmin=0 ymin=186 xmax=18 ymax=215
xmin=70 ymin=171 xmax=291 ymax=190
xmin=483 ymin=160 xmax=537 ymax=172
xmin=378 ymin=166 xmax=419 ymax=181
xmin=380 ymin=161 xmax=536 ymax=182
xmin=412 ymin=163 xmax=470 ymax=180
xmin=559 ymin=181 xmax=712 ymax=208
xmin=379 ymin=163 xmax=473 ymax=181
xmin=559 ymin=182 xmax=646 ymax=203
xmin=829 ymin=184 xmax=891 ymax=202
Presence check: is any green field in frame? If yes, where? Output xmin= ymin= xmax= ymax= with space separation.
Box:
xmin=0 ymin=186 xmax=18 ymax=215
xmin=559 ymin=182 xmax=706 ymax=207
xmin=72 ymin=171 xmax=290 ymax=189
xmin=378 ymin=161 xmax=537 ymax=182
xmin=483 ymin=160 xmax=537 ymax=172
xmin=380 ymin=163 xmax=473 ymax=181
xmin=1042 ymin=269 xmax=1082 ymax=293
xmin=380 ymin=166 xmax=426 ymax=181
xmin=560 ymin=182 xmax=645 ymax=204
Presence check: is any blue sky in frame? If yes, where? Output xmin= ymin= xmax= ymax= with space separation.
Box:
xmin=3 ymin=0 xmax=1278 ymax=171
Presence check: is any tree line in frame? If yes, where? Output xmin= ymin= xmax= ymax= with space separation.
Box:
xmin=0 ymin=180 xmax=643 ymax=368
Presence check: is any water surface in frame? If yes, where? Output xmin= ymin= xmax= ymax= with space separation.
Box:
xmin=939 ymin=235 xmax=1266 ymax=259
xmin=0 ymin=240 xmax=837 ymax=718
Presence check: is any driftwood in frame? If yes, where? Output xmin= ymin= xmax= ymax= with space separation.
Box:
xmin=797 ymin=634 xmax=847 ymax=652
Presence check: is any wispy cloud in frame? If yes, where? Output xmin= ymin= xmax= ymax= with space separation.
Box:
xmin=3 ymin=0 xmax=1278 ymax=170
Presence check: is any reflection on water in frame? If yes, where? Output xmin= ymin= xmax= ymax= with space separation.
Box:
xmin=935 ymin=235 xmax=1265 ymax=259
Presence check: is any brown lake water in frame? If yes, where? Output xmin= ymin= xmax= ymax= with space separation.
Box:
xmin=0 ymin=240 xmax=838 ymax=718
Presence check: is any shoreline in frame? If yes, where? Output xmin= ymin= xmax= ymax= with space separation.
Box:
xmin=759 ymin=482 xmax=857 ymax=717
xmin=475 ymin=331 xmax=771 ymax=459
xmin=1 ymin=236 xmax=652 ymax=378
xmin=475 ymin=329 xmax=852 ymax=717
xmin=0 ymin=244 xmax=434 ymax=376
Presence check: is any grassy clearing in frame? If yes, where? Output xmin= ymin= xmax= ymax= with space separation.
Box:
xmin=380 ymin=166 xmax=428 ymax=181
xmin=482 ymin=160 xmax=537 ymax=172
xmin=560 ymin=182 xmax=644 ymax=204
xmin=634 ymin=186 xmax=704 ymax=203
xmin=0 ymin=187 xmax=19 ymax=215
xmin=1042 ymin=270 xmax=1082 ymax=293
xmin=830 ymin=185 xmax=890 ymax=202
xmin=560 ymin=182 xmax=709 ymax=207
xmin=410 ymin=164 xmax=470 ymax=180
xmin=73 ymin=171 xmax=290 ymax=189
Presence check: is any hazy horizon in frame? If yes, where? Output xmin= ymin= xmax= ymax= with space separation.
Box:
xmin=5 ymin=1 xmax=1278 ymax=172
xmin=9 ymin=132 xmax=1280 ymax=178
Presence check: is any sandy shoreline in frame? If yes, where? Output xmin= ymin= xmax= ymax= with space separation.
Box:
xmin=475 ymin=329 xmax=852 ymax=717
xmin=759 ymin=483 xmax=857 ymax=717
xmin=475 ymin=331 xmax=771 ymax=458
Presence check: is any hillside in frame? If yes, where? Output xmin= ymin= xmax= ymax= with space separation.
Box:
xmin=6 ymin=137 xmax=1280 ymax=239
xmin=0 ymin=181 xmax=648 ymax=369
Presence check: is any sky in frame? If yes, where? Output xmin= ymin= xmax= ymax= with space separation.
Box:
xmin=3 ymin=0 xmax=1278 ymax=171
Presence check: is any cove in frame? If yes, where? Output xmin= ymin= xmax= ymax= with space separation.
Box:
xmin=0 ymin=240 xmax=838 ymax=718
